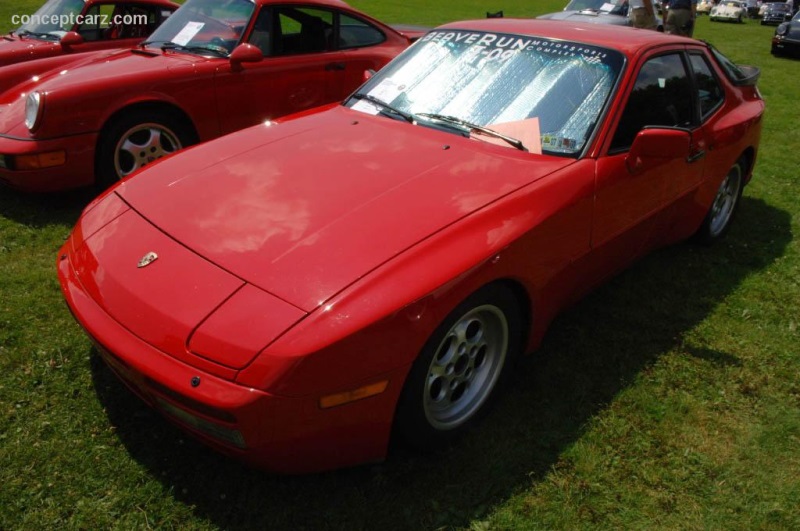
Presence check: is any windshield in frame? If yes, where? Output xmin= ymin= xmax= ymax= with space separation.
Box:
xmin=346 ymin=30 xmax=624 ymax=156
xmin=563 ymin=0 xmax=628 ymax=15
xmin=14 ymin=0 xmax=85 ymax=39
xmin=145 ymin=0 xmax=255 ymax=55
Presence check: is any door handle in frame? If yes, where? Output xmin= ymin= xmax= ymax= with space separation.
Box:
xmin=325 ymin=62 xmax=346 ymax=71
xmin=686 ymin=149 xmax=705 ymax=163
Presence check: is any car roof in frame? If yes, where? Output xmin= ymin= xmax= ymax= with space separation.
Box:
xmin=252 ymin=0 xmax=353 ymax=8
xmin=88 ymin=0 xmax=179 ymax=6
xmin=436 ymin=19 xmax=698 ymax=56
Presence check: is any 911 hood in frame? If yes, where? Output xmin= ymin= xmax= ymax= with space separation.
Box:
xmin=118 ymin=106 xmax=574 ymax=311
xmin=0 ymin=48 xmax=199 ymax=135
xmin=0 ymin=37 xmax=56 ymax=66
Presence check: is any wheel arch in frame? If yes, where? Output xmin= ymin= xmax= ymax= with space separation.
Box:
xmin=96 ymin=100 xmax=200 ymax=153
xmin=93 ymin=100 xmax=200 ymax=184
xmin=489 ymin=277 xmax=533 ymax=353
xmin=739 ymin=146 xmax=757 ymax=182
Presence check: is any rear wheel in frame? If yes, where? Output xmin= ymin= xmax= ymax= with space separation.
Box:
xmin=96 ymin=109 xmax=196 ymax=188
xmin=694 ymin=158 xmax=745 ymax=244
xmin=395 ymin=284 xmax=524 ymax=450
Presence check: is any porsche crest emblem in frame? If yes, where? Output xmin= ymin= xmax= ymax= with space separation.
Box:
xmin=137 ymin=252 xmax=159 ymax=268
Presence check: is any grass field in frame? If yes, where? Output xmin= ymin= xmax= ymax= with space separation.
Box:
xmin=1 ymin=1 xmax=799 ymax=529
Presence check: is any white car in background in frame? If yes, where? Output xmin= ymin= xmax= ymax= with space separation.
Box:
xmin=711 ymin=0 xmax=747 ymax=21
xmin=697 ymin=0 xmax=715 ymax=14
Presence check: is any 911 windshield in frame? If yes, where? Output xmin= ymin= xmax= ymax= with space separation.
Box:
xmin=563 ymin=0 xmax=629 ymax=15
xmin=15 ymin=0 xmax=84 ymax=38
xmin=348 ymin=30 xmax=624 ymax=156
xmin=145 ymin=0 xmax=255 ymax=55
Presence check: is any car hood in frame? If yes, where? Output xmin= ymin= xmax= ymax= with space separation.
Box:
xmin=538 ymin=10 xmax=628 ymax=25
xmin=10 ymin=46 xmax=201 ymax=94
xmin=0 ymin=36 xmax=55 ymax=66
xmin=117 ymin=106 xmax=574 ymax=311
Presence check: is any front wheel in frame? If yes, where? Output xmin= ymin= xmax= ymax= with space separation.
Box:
xmin=395 ymin=284 xmax=524 ymax=450
xmin=694 ymin=159 xmax=745 ymax=244
xmin=96 ymin=110 xmax=196 ymax=188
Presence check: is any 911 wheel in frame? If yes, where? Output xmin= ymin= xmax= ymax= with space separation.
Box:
xmin=395 ymin=284 xmax=524 ymax=450
xmin=694 ymin=158 xmax=745 ymax=244
xmin=113 ymin=123 xmax=182 ymax=178
xmin=96 ymin=109 xmax=197 ymax=188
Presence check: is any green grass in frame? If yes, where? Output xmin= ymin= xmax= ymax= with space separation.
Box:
xmin=2 ymin=2 xmax=799 ymax=529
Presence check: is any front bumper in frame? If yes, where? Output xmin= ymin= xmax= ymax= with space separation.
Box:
xmin=57 ymin=239 xmax=404 ymax=473
xmin=0 ymin=132 xmax=97 ymax=192
xmin=762 ymin=14 xmax=789 ymax=25
xmin=772 ymin=36 xmax=800 ymax=56
xmin=711 ymin=12 xmax=742 ymax=20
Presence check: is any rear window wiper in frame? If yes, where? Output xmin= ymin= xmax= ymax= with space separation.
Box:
xmin=351 ymin=93 xmax=416 ymax=124
xmin=417 ymin=113 xmax=527 ymax=152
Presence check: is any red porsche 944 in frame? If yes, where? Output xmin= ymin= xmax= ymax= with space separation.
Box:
xmin=59 ymin=19 xmax=764 ymax=473
xmin=0 ymin=0 xmax=419 ymax=192
xmin=0 ymin=0 xmax=179 ymax=68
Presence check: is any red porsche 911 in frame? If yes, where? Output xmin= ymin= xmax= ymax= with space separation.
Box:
xmin=0 ymin=0 xmax=179 ymax=68
xmin=0 ymin=0 xmax=420 ymax=192
xmin=58 ymin=19 xmax=764 ymax=473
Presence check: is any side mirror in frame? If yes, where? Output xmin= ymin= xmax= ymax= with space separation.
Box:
xmin=362 ymin=69 xmax=376 ymax=82
xmin=626 ymin=127 xmax=691 ymax=174
xmin=60 ymin=31 xmax=84 ymax=47
xmin=230 ymin=43 xmax=263 ymax=68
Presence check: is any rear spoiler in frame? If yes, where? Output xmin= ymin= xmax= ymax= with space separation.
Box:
xmin=731 ymin=64 xmax=761 ymax=87
xmin=704 ymin=41 xmax=761 ymax=87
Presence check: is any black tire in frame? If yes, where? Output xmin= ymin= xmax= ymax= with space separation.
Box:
xmin=693 ymin=158 xmax=745 ymax=245
xmin=394 ymin=283 xmax=524 ymax=451
xmin=95 ymin=109 xmax=197 ymax=189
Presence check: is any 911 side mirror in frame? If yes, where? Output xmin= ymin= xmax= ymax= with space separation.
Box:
xmin=230 ymin=43 xmax=263 ymax=68
xmin=60 ymin=31 xmax=84 ymax=47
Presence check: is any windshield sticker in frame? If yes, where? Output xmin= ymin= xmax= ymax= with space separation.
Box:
xmin=369 ymin=78 xmax=406 ymax=102
xmin=542 ymin=135 xmax=577 ymax=151
xmin=172 ymin=21 xmax=204 ymax=46
xmin=600 ymin=3 xmax=616 ymax=11
xmin=351 ymin=100 xmax=381 ymax=115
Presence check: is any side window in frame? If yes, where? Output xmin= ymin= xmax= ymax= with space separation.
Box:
xmin=689 ymin=53 xmax=724 ymax=119
xmin=78 ymin=4 xmax=115 ymax=41
xmin=275 ymin=7 xmax=333 ymax=55
xmin=248 ymin=8 xmax=271 ymax=55
xmin=610 ymin=53 xmax=694 ymax=152
xmin=338 ymin=14 xmax=385 ymax=49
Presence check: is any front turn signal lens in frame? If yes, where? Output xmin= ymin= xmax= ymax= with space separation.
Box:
xmin=14 ymin=151 xmax=66 ymax=170
xmin=319 ymin=380 xmax=389 ymax=409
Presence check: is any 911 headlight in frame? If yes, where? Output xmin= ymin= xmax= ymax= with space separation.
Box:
xmin=776 ymin=23 xmax=789 ymax=36
xmin=25 ymin=91 xmax=45 ymax=132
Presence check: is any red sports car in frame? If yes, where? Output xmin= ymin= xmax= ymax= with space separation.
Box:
xmin=0 ymin=0 xmax=419 ymax=192
xmin=0 ymin=0 xmax=179 ymax=68
xmin=58 ymin=20 xmax=764 ymax=473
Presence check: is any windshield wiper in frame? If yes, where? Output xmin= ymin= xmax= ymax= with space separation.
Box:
xmin=351 ymin=93 xmax=416 ymax=123
xmin=417 ymin=113 xmax=527 ymax=151
xmin=160 ymin=41 xmax=229 ymax=57
xmin=16 ymin=30 xmax=59 ymax=41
